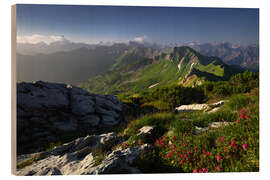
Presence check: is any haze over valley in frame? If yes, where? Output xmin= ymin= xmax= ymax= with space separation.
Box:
xmin=16 ymin=37 xmax=258 ymax=85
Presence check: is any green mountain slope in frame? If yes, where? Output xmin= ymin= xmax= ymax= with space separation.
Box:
xmin=78 ymin=46 xmax=243 ymax=95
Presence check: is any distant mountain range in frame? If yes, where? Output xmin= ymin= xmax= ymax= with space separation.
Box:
xmin=187 ymin=42 xmax=259 ymax=71
xmin=16 ymin=39 xmax=97 ymax=55
xmin=16 ymin=40 xmax=258 ymax=87
xmin=78 ymin=46 xmax=244 ymax=94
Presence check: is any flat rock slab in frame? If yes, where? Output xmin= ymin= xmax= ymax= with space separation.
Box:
xmin=194 ymin=121 xmax=234 ymax=134
xmin=175 ymin=100 xmax=227 ymax=113
xmin=175 ymin=104 xmax=209 ymax=112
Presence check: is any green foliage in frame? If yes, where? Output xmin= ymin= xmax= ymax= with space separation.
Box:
xmin=131 ymin=84 xmax=205 ymax=111
xmin=147 ymin=84 xmax=205 ymax=106
xmin=171 ymin=119 xmax=195 ymax=136
xmin=197 ymin=61 xmax=225 ymax=77
xmin=132 ymin=147 xmax=183 ymax=173
xmin=16 ymin=158 xmax=36 ymax=170
xmin=16 ymin=153 xmax=47 ymax=170
xmin=202 ymin=71 xmax=259 ymax=97
xmin=93 ymin=153 xmax=106 ymax=167
xmin=124 ymin=113 xmax=175 ymax=137
xmin=45 ymin=142 xmax=63 ymax=152
xmin=226 ymin=93 xmax=258 ymax=111
xmin=191 ymin=110 xmax=237 ymax=127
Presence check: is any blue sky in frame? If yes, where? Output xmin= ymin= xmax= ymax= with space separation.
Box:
xmin=16 ymin=4 xmax=259 ymax=45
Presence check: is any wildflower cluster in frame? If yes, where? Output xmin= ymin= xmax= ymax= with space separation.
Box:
xmin=153 ymin=106 xmax=257 ymax=173
xmin=122 ymin=137 xmax=143 ymax=149
xmin=155 ymin=133 xmax=251 ymax=173
xmin=236 ymin=107 xmax=251 ymax=123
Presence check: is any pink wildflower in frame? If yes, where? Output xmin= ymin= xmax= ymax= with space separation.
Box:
xmin=166 ymin=151 xmax=174 ymax=158
xmin=242 ymin=144 xmax=247 ymax=151
xmin=216 ymin=166 xmax=222 ymax=172
xmin=231 ymin=141 xmax=236 ymax=148
xmin=202 ymin=149 xmax=206 ymax=155
xmin=216 ymin=155 xmax=221 ymax=161
xmin=179 ymin=153 xmax=183 ymax=158
xmin=201 ymin=168 xmax=208 ymax=173
xmin=180 ymin=160 xmax=184 ymax=164
xmin=220 ymin=137 xmax=225 ymax=142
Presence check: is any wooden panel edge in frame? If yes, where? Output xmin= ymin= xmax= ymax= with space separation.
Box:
xmin=11 ymin=4 xmax=17 ymax=175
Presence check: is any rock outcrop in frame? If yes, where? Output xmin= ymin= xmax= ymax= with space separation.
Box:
xmin=136 ymin=126 xmax=163 ymax=143
xmin=89 ymin=144 xmax=151 ymax=174
xmin=194 ymin=121 xmax=234 ymax=134
xmin=16 ymin=132 xmax=150 ymax=175
xmin=175 ymin=103 xmax=209 ymax=112
xmin=17 ymin=81 xmax=124 ymax=154
xmin=175 ymin=100 xmax=226 ymax=113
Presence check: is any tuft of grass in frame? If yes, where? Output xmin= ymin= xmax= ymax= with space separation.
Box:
xmin=45 ymin=142 xmax=63 ymax=152
xmin=191 ymin=110 xmax=237 ymax=127
xmin=16 ymin=158 xmax=35 ymax=170
xmin=170 ymin=119 xmax=195 ymax=137
xmin=16 ymin=153 xmax=47 ymax=169
xmin=93 ymin=154 xmax=106 ymax=167
xmin=226 ymin=93 xmax=258 ymax=111
xmin=123 ymin=113 xmax=175 ymax=137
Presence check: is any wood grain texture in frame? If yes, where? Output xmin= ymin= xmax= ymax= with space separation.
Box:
xmin=11 ymin=4 xmax=17 ymax=175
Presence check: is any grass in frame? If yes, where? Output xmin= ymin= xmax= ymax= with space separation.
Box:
xmin=93 ymin=153 xmax=106 ymax=166
xmin=123 ymin=113 xmax=175 ymax=137
xmin=16 ymin=158 xmax=36 ymax=170
xmin=197 ymin=61 xmax=224 ymax=77
xmin=16 ymin=153 xmax=47 ymax=170
xmin=45 ymin=142 xmax=63 ymax=152
xmin=120 ymin=91 xmax=259 ymax=173
xmin=226 ymin=93 xmax=258 ymax=111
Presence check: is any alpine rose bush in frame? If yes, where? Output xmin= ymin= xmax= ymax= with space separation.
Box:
xmin=152 ymin=104 xmax=258 ymax=173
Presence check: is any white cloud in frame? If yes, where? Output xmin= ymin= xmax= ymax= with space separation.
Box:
xmin=17 ymin=34 xmax=66 ymax=44
xmin=133 ymin=35 xmax=147 ymax=43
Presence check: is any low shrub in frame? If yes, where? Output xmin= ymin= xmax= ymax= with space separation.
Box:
xmin=124 ymin=113 xmax=175 ymax=137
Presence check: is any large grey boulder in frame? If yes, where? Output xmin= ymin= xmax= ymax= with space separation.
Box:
xmin=17 ymin=81 xmax=124 ymax=154
xmin=71 ymin=95 xmax=95 ymax=116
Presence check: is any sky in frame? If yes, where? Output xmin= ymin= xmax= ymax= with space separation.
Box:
xmin=16 ymin=4 xmax=259 ymax=45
